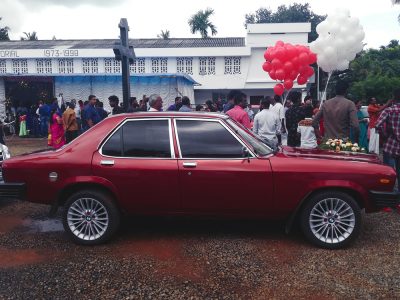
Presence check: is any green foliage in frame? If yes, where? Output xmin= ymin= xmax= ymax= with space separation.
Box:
xmin=0 ymin=17 xmax=10 ymax=41
xmin=21 ymin=31 xmax=38 ymax=41
xmin=157 ymin=30 xmax=170 ymax=40
xmin=348 ymin=40 xmax=400 ymax=101
xmin=245 ymin=3 xmax=326 ymax=42
xmin=188 ymin=8 xmax=217 ymax=38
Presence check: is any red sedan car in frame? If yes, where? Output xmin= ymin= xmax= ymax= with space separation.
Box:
xmin=1 ymin=112 xmax=398 ymax=248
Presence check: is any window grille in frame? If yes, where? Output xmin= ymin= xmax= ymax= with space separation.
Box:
xmin=224 ymin=57 xmax=241 ymax=75
xmin=0 ymin=60 xmax=6 ymax=73
xmin=104 ymin=58 xmax=121 ymax=73
xmin=151 ymin=57 xmax=168 ymax=73
xmin=199 ymin=57 xmax=216 ymax=75
xmin=36 ymin=59 xmax=52 ymax=74
xmin=82 ymin=58 xmax=98 ymax=73
xmin=129 ymin=58 xmax=146 ymax=73
xmin=12 ymin=59 xmax=28 ymax=74
xmin=176 ymin=57 xmax=193 ymax=75
xmin=58 ymin=59 xmax=74 ymax=74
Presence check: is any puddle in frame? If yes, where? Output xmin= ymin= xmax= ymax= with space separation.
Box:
xmin=24 ymin=218 xmax=64 ymax=233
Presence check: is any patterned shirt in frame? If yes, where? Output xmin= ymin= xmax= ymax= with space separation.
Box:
xmin=375 ymin=103 xmax=400 ymax=157
xmin=285 ymin=105 xmax=305 ymax=133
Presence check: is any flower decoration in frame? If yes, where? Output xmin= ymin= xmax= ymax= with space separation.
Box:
xmin=319 ymin=138 xmax=367 ymax=153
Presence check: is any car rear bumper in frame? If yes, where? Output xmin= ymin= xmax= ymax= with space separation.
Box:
xmin=0 ymin=182 xmax=26 ymax=200
xmin=369 ymin=190 xmax=400 ymax=208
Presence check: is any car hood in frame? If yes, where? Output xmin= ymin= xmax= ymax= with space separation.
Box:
xmin=280 ymin=146 xmax=381 ymax=164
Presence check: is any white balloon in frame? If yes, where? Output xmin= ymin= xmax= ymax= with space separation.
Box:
xmin=337 ymin=60 xmax=349 ymax=71
xmin=347 ymin=17 xmax=360 ymax=30
xmin=329 ymin=22 xmax=341 ymax=35
xmin=316 ymin=21 xmax=329 ymax=35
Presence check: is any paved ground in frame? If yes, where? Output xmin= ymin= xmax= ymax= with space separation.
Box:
xmin=1 ymin=138 xmax=400 ymax=299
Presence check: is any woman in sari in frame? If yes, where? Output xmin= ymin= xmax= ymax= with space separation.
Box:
xmin=49 ymin=108 xmax=65 ymax=149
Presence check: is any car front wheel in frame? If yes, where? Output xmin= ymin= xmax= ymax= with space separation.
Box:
xmin=62 ymin=190 xmax=120 ymax=245
xmin=300 ymin=191 xmax=361 ymax=249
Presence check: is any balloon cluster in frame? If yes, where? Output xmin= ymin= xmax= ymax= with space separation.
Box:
xmin=310 ymin=9 xmax=365 ymax=73
xmin=262 ymin=41 xmax=317 ymax=96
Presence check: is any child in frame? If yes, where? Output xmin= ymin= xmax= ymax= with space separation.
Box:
xmin=297 ymin=118 xmax=317 ymax=149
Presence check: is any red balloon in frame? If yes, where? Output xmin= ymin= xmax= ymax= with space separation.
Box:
xmin=285 ymin=44 xmax=297 ymax=59
xmin=298 ymin=65 xmax=308 ymax=76
xmin=283 ymin=61 xmax=294 ymax=74
xmin=283 ymin=79 xmax=294 ymax=90
xmin=291 ymin=56 xmax=300 ymax=70
xmin=271 ymin=58 xmax=283 ymax=69
xmin=269 ymin=69 xmax=277 ymax=80
xmin=275 ymin=68 xmax=285 ymax=81
xmin=308 ymin=52 xmax=317 ymax=65
xmin=297 ymin=75 xmax=307 ymax=85
xmin=275 ymin=40 xmax=285 ymax=48
xmin=274 ymin=83 xmax=285 ymax=96
xmin=306 ymin=66 xmax=314 ymax=77
xmin=298 ymin=52 xmax=309 ymax=65
xmin=262 ymin=61 xmax=272 ymax=72
xmin=264 ymin=50 xmax=269 ymax=61
xmin=289 ymin=70 xmax=298 ymax=80
xmin=275 ymin=47 xmax=287 ymax=61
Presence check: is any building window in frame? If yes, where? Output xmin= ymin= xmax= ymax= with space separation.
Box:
xmin=36 ymin=59 xmax=52 ymax=74
xmin=0 ymin=60 xmax=6 ymax=74
xmin=58 ymin=59 xmax=74 ymax=74
xmin=199 ymin=57 xmax=216 ymax=75
xmin=12 ymin=59 xmax=28 ymax=74
xmin=129 ymin=58 xmax=146 ymax=73
xmin=176 ymin=57 xmax=193 ymax=75
xmin=82 ymin=58 xmax=98 ymax=74
xmin=151 ymin=57 xmax=168 ymax=73
xmin=224 ymin=57 xmax=241 ymax=75
xmin=104 ymin=58 xmax=121 ymax=73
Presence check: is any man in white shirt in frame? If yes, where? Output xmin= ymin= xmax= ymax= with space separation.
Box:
xmin=270 ymin=95 xmax=286 ymax=144
xmin=253 ymin=97 xmax=281 ymax=147
xmin=148 ymin=94 xmax=163 ymax=112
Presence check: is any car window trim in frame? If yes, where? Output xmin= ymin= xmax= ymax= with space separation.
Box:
xmin=99 ymin=118 xmax=175 ymax=159
xmin=173 ymin=118 xmax=256 ymax=160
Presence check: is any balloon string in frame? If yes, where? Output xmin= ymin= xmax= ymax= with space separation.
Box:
xmin=320 ymin=72 xmax=332 ymax=108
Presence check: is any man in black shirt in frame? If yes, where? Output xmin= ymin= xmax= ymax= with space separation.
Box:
xmin=108 ymin=95 xmax=125 ymax=115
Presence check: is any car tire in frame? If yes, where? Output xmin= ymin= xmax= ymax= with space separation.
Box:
xmin=62 ymin=189 xmax=120 ymax=245
xmin=300 ymin=191 xmax=361 ymax=249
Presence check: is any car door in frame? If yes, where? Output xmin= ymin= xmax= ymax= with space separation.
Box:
xmin=92 ymin=118 xmax=180 ymax=213
xmin=174 ymin=118 xmax=274 ymax=215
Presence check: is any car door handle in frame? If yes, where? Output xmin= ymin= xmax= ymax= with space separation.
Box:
xmin=183 ymin=162 xmax=197 ymax=168
xmin=100 ymin=160 xmax=114 ymax=166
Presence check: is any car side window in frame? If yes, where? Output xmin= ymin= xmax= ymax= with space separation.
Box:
xmin=102 ymin=128 xmax=122 ymax=156
xmin=122 ymin=120 xmax=171 ymax=158
xmin=102 ymin=120 xmax=171 ymax=158
xmin=176 ymin=120 xmax=244 ymax=158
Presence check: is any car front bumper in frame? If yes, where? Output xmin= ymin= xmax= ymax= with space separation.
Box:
xmin=369 ymin=190 xmax=400 ymax=208
xmin=0 ymin=182 xmax=26 ymax=200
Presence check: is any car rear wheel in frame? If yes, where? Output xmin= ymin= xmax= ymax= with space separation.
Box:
xmin=62 ymin=190 xmax=120 ymax=245
xmin=300 ymin=191 xmax=361 ymax=249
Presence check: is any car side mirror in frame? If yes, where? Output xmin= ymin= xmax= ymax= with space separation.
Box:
xmin=242 ymin=147 xmax=250 ymax=163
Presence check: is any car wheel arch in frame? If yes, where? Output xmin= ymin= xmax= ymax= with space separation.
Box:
xmin=285 ymin=187 xmax=364 ymax=234
xmin=53 ymin=182 xmax=123 ymax=215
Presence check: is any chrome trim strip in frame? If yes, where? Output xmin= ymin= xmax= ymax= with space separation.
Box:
xmin=173 ymin=118 xmax=256 ymax=159
xmin=99 ymin=118 xmax=175 ymax=160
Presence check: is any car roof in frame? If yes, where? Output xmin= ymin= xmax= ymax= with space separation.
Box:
xmin=108 ymin=111 xmax=229 ymax=121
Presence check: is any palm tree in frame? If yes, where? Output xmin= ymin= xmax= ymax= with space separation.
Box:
xmin=21 ymin=31 xmax=38 ymax=41
xmin=188 ymin=8 xmax=217 ymax=38
xmin=157 ymin=30 xmax=170 ymax=39
xmin=0 ymin=17 xmax=10 ymax=41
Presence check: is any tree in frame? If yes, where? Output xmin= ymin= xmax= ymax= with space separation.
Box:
xmin=0 ymin=17 xmax=10 ymax=41
xmin=21 ymin=31 xmax=38 ymax=41
xmin=245 ymin=3 xmax=326 ymax=42
xmin=188 ymin=8 xmax=217 ymax=38
xmin=157 ymin=30 xmax=170 ymax=40
xmin=393 ymin=0 xmax=400 ymax=22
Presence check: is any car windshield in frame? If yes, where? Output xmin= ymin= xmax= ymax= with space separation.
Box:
xmin=226 ymin=119 xmax=273 ymax=157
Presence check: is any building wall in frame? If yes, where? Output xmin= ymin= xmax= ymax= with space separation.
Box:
xmin=0 ymin=78 xmax=5 ymax=119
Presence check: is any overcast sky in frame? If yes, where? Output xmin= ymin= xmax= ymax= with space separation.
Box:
xmin=2 ymin=0 xmax=399 ymax=49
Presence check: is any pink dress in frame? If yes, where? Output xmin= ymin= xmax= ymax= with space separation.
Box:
xmin=50 ymin=114 xmax=65 ymax=149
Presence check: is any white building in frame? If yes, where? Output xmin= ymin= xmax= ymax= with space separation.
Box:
xmin=0 ymin=23 xmax=311 ymax=113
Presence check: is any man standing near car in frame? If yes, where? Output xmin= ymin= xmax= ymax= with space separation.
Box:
xmin=178 ymin=96 xmax=192 ymax=112
xmin=226 ymin=90 xmax=251 ymax=129
xmin=82 ymin=95 xmax=101 ymax=132
xmin=108 ymin=95 xmax=125 ymax=115
xmin=62 ymin=102 xmax=79 ymax=143
xmin=253 ymin=97 xmax=281 ymax=147
xmin=312 ymin=80 xmax=359 ymax=142
xmin=148 ymin=94 xmax=163 ymax=112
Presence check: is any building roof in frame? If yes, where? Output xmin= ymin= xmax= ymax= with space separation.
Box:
xmin=0 ymin=38 xmax=245 ymax=50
